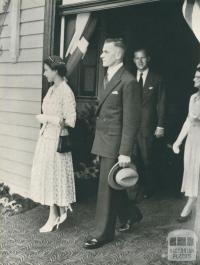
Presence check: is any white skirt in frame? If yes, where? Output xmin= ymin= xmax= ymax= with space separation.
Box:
xmin=181 ymin=125 xmax=200 ymax=197
xmin=30 ymin=134 xmax=76 ymax=206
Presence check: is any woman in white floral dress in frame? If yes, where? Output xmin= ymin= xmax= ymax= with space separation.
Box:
xmin=30 ymin=56 xmax=76 ymax=232
xmin=173 ymin=64 xmax=200 ymax=222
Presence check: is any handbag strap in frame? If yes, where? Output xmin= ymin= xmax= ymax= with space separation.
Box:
xmin=59 ymin=119 xmax=66 ymax=136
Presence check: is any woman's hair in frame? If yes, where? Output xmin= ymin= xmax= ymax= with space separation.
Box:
xmin=44 ymin=55 xmax=67 ymax=77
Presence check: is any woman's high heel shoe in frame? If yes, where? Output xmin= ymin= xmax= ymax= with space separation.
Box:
xmin=59 ymin=205 xmax=73 ymax=225
xmin=39 ymin=217 xmax=60 ymax=233
xmin=177 ymin=211 xmax=192 ymax=223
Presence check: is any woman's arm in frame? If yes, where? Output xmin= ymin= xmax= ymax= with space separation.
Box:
xmin=36 ymin=84 xmax=76 ymax=127
xmin=62 ymin=84 xmax=76 ymax=128
xmin=173 ymin=94 xmax=194 ymax=154
xmin=173 ymin=117 xmax=191 ymax=154
xmin=36 ymin=114 xmax=60 ymax=125
xmin=36 ymin=114 xmax=48 ymax=124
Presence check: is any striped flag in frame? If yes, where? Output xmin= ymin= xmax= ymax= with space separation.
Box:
xmin=182 ymin=0 xmax=200 ymax=42
xmin=65 ymin=13 xmax=97 ymax=77
xmin=65 ymin=13 xmax=91 ymax=58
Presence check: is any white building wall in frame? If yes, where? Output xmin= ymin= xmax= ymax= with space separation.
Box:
xmin=0 ymin=0 xmax=45 ymax=197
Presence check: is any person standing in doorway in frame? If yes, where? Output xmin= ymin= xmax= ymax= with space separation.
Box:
xmin=173 ymin=64 xmax=200 ymax=222
xmin=84 ymin=38 xmax=142 ymax=249
xmin=133 ymin=48 xmax=166 ymax=198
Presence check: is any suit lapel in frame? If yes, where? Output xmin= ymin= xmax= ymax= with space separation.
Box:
xmin=97 ymin=67 xmax=124 ymax=112
xmin=142 ymin=70 xmax=154 ymax=105
xmin=144 ymin=70 xmax=153 ymax=90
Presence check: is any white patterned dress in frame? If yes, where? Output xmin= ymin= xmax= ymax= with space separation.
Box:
xmin=30 ymin=81 xmax=76 ymax=206
xmin=181 ymin=92 xmax=200 ymax=197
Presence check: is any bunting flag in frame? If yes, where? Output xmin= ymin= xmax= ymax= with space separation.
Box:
xmin=65 ymin=13 xmax=91 ymax=58
xmin=65 ymin=13 xmax=97 ymax=77
xmin=182 ymin=0 xmax=200 ymax=42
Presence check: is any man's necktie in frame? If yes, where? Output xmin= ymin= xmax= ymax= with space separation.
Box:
xmin=103 ymin=73 xmax=109 ymax=89
xmin=138 ymin=72 xmax=143 ymax=100
xmin=138 ymin=72 xmax=143 ymax=88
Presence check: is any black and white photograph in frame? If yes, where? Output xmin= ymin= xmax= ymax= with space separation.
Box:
xmin=0 ymin=0 xmax=200 ymax=264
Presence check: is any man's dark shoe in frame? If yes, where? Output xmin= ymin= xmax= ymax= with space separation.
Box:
xmin=84 ymin=238 xmax=112 ymax=249
xmin=118 ymin=222 xmax=131 ymax=232
xmin=134 ymin=209 xmax=143 ymax=223
xmin=143 ymin=191 xmax=154 ymax=199
xmin=136 ymin=188 xmax=153 ymax=201
xmin=118 ymin=211 xmax=143 ymax=232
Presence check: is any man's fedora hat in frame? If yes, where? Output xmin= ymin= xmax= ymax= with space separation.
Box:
xmin=108 ymin=162 xmax=139 ymax=190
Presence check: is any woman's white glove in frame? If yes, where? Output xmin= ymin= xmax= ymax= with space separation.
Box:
xmin=172 ymin=141 xmax=181 ymax=154
xmin=45 ymin=115 xmax=61 ymax=125
xmin=36 ymin=114 xmax=48 ymax=124
xmin=36 ymin=114 xmax=60 ymax=125
xmin=189 ymin=113 xmax=200 ymax=122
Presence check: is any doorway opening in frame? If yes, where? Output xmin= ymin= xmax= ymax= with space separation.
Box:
xmin=56 ymin=0 xmax=200 ymax=197
xmin=96 ymin=1 xmax=199 ymax=193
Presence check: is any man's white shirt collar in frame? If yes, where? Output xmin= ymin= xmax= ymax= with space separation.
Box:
xmin=137 ymin=68 xmax=149 ymax=85
xmin=107 ymin=63 xmax=123 ymax=81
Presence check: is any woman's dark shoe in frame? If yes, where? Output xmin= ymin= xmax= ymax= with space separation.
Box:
xmin=84 ymin=238 xmax=112 ymax=249
xmin=177 ymin=211 xmax=192 ymax=223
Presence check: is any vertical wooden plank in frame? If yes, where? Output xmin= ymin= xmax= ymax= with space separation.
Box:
xmin=42 ymin=0 xmax=56 ymax=98
xmin=10 ymin=0 xmax=21 ymax=62
xmin=43 ymin=0 xmax=56 ymax=60
xmin=60 ymin=16 xmax=65 ymax=58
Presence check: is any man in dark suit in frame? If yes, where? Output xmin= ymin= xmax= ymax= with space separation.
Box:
xmin=133 ymin=48 xmax=166 ymax=198
xmin=84 ymin=38 xmax=142 ymax=249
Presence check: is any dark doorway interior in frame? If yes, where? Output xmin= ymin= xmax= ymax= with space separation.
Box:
xmin=97 ymin=1 xmax=200 ymax=194
xmin=100 ymin=1 xmax=199 ymax=136
xmin=58 ymin=1 xmax=200 ymax=198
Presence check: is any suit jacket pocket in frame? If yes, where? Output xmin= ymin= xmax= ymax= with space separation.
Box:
xmin=144 ymin=87 xmax=155 ymax=96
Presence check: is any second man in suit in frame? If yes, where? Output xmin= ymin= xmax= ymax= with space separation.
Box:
xmin=133 ymin=48 xmax=166 ymax=198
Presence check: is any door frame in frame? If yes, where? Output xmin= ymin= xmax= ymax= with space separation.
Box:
xmin=59 ymin=0 xmax=160 ymax=15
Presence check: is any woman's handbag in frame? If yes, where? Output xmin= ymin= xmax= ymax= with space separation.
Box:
xmin=57 ymin=119 xmax=72 ymax=153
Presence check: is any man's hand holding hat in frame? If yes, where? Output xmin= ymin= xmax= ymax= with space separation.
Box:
xmin=118 ymin=155 xmax=131 ymax=167
xmin=108 ymin=161 xmax=139 ymax=190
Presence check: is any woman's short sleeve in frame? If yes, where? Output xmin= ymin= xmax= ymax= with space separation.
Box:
xmin=62 ymin=83 xmax=76 ymax=128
